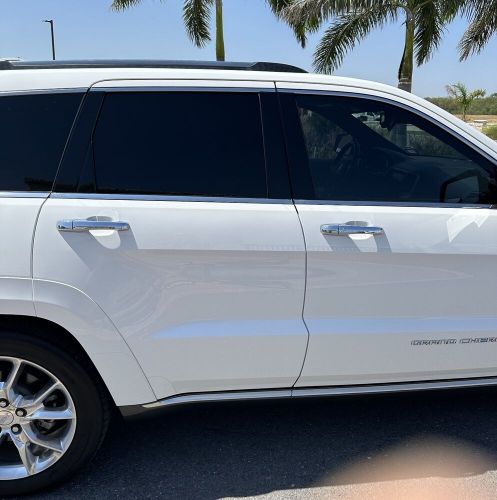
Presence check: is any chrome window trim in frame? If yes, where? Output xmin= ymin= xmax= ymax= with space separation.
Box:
xmin=91 ymin=86 xmax=275 ymax=94
xmin=295 ymin=199 xmax=494 ymax=209
xmin=0 ymin=88 xmax=87 ymax=97
xmin=49 ymin=194 xmax=494 ymax=209
xmin=0 ymin=191 xmax=50 ymax=199
xmin=50 ymin=192 xmax=292 ymax=204
xmin=279 ymin=88 xmax=497 ymax=195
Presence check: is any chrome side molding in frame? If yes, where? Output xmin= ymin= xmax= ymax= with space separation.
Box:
xmin=120 ymin=376 xmax=497 ymax=418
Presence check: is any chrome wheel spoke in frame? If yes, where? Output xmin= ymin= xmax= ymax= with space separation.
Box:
xmin=0 ymin=358 xmax=23 ymax=400
xmin=0 ymin=355 xmax=77 ymax=481
xmin=22 ymin=380 xmax=64 ymax=415
xmin=25 ymin=406 xmax=75 ymax=422
xmin=11 ymin=433 xmax=37 ymax=476
xmin=0 ymin=428 xmax=8 ymax=445
xmin=21 ymin=426 xmax=64 ymax=454
xmin=31 ymin=381 xmax=62 ymax=408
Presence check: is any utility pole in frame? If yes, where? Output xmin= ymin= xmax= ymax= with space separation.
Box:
xmin=43 ymin=20 xmax=56 ymax=60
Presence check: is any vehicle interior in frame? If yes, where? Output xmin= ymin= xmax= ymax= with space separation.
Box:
xmin=298 ymin=96 xmax=497 ymax=204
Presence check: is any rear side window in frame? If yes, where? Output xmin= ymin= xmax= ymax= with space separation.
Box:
xmin=0 ymin=93 xmax=82 ymax=191
xmin=92 ymin=92 xmax=268 ymax=198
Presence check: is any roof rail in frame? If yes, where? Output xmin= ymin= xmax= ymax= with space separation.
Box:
xmin=0 ymin=59 xmax=307 ymax=74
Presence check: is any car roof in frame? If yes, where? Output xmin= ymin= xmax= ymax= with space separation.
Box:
xmin=0 ymin=59 xmax=393 ymax=94
xmin=0 ymin=59 xmax=308 ymax=73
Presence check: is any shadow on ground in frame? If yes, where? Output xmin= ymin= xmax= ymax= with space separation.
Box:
xmin=29 ymin=387 xmax=497 ymax=499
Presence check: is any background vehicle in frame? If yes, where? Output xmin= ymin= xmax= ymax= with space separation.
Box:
xmin=1 ymin=60 xmax=497 ymax=495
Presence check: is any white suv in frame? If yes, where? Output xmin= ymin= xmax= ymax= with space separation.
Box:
xmin=1 ymin=59 xmax=497 ymax=495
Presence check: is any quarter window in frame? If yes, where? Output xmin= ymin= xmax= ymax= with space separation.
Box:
xmin=92 ymin=92 xmax=268 ymax=198
xmin=291 ymin=94 xmax=497 ymax=204
xmin=0 ymin=93 xmax=82 ymax=191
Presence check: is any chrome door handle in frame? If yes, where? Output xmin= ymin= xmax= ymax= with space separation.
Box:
xmin=57 ymin=220 xmax=130 ymax=232
xmin=321 ymin=224 xmax=384 ymax=236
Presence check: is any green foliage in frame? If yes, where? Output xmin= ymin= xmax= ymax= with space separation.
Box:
xmin=443 ymin=82 xmax=486 ymax=120
xmin=182 ymin=0 xmax=213 ymax=48
xmin=111 ymin=0 xmax=290 ymax=61
xmin=426 ymin=95 xmax=497 ymax=115
xmin=459 ymin=0 xmax=497 ymax=60
xmin=110 ymin=0 xmax=143 ymax=9
xmin=313 ymin=5 xmax=399 ymax=74
xmin=277 ymin=0 xmax=459 ymax=88
xmin=484 ymin=124 xmax=497 ymax=140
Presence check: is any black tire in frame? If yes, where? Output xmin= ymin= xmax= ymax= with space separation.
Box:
xmin=0 ymin=331 xmax=111 ymax=497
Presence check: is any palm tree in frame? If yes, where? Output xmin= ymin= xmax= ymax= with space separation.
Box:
xmin=278 ymin=0 xmax=461 ymax=92
xmin=111 ymin=0 xmax=292 ymax=62
xmin=446 ymin=82 xmax=486 ymax=121
xmin=459 ymin=0 xmax=497 ymax=61
xmin=111 ymin=0 xmax=225 ymax=60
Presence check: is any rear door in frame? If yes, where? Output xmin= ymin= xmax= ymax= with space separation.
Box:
xmin=34 ymin=80 xmax=308 ymax=400
xmin=278 ymin=84 xmax=497 ymax=388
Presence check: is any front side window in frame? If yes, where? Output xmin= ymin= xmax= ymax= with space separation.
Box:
xmin=0 ymin=93 xmax=82 ymax=191
xmin=92 ymin=91 xmax=268 ymax=198
xmin=293 ymin=94 xmax=497 ymax=204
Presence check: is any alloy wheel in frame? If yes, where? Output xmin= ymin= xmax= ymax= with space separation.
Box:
xmin=0 ymin=356 xmax=77 ymax=480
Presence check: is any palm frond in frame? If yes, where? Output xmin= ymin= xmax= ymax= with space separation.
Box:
xmin=266 ymin=0 xmax=310 ymax=46
xmin=459 ymin=0 xmax=497 ymax=59
xmin=414 ymin=2 xmax=451 ymax=66
xmin=110 ymin=0 xmax=145 ymax=11
xmin=447 ymin=82 xmax=468 ymax=100
xmin=265 ymin=0 xmax=294 ymax=15
xmin=470 ymin=89 xmax=487 ymax=99
xmin=281 ymin=0 xmax=381 ymax=26
xmin=457 ymin=0 xmax=491 ymax=18
xmin=183 ymin=0 xmax=214 ymax=48
xmin=313 ymin=4 xmax=398 ymax=74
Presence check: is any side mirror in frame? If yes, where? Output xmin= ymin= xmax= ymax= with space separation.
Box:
xmin=440 ymin=170 xmax=483 ymax=203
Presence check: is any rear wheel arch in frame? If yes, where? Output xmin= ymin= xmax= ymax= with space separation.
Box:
xmin=32 ymin=279 xmax=157 ymax=406
xmin=0 ymin=314 xmax=111 ymax=402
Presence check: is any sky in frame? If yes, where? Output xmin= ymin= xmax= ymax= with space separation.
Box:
xmin=0 ymin=0 xmax=496 ymax=97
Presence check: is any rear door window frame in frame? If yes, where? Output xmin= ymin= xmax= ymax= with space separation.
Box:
xmin=54 ymin=83 xmax=292 ymax=202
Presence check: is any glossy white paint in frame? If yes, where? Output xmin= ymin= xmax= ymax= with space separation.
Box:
xmin=32 ymin=279 xmax=156 ymax=406
xmin=294 ymin=204 xmax=497 ymax=386
xmin=0 ymin=278 xmax=35 ymax=316
xmin=0 ymin=195 xmax=40 ymax=322
xmin=0 ymin=193 xmax=154 ymax=407
xmin=2 ymin=67 xmax=497 ymax=408
xmin=33 ymin=198 xmax=307 ymax=400
xmin=272 ymin=80 xmax=497 ymax=388
xmin=0 ymin=196 xmax=46 ymax=277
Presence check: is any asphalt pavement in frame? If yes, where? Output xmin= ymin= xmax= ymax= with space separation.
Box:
xmin=24 ymin=387 xmax=497 ymax=499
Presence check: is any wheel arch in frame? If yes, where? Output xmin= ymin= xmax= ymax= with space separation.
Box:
xmin=0 ymin=314 xmax=114 ymax=400
xmin=30 ymin=279 xmax=157 ymax=407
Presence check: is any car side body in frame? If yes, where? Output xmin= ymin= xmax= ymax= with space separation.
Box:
xmin=3 ymin=62 xmax=497 ymax=412
xmin=2 ymin=60 xmax=497 ymax=493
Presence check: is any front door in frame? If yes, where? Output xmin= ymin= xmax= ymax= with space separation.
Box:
xmin=278 ymin=87 xmax=497 ymax=388
xmin=34 ymin=82 xmax=308 ymax=400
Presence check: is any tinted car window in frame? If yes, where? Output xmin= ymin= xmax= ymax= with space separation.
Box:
xmin=92 ymin=92 xmax=268 ymax=198
xmin=293 ymin=94 xmax=497 ymax=204
xmin=0 ymin=93 xmax=82 ymax=191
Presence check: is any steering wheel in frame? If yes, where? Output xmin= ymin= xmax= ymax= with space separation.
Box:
xmin=334 ymin=137 xmax=360 ymax=176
